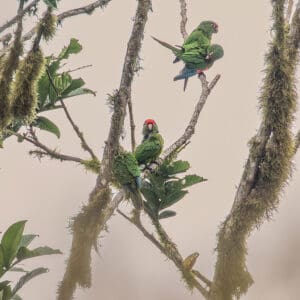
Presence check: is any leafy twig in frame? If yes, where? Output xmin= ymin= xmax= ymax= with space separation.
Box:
xmin=45 ymin=68 xmax=98 ymax=161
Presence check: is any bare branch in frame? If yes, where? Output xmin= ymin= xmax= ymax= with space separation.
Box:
xmin=45 ymin=68 xmax=98 ymax=161
xmin=286 ymin=0 xmax=294 ymax=22
xmin=161 ymin=74 xmax=221 ymax=160
xmin=8 ymin=129 xmax=83 ymax=164
xmin=0 ymin=0 xmax=39 ymax=35
xmin=66 ymin=64 xmax=93 ymax=74
xmin=128 ymin=95 xmax=136 ymax=152
xmin=179 ymin=0 xmax=188 ymax=39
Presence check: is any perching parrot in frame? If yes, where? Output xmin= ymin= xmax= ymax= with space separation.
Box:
xmin=112 ymin=150 xmax=143 ymax=209
xmin=152 ymin=20 xmax=218 ymax=64
xmin=135 ymin=119 xmax=164 ymax=165
xmin=174 ymin=44 xmax=224 ymax=90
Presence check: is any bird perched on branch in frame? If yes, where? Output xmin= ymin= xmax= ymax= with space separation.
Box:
xmin=135 ymin=119 xmax=164 ymax=166
xmin=174 ymin=44 xmax=224 ymax=90
xmin=152 ymin=20 xmax=222 ymax=90
xmin=113 ymin=150 xmax=143 ymax=209
xmin=152 ymin=20 xmax=218 ymax=64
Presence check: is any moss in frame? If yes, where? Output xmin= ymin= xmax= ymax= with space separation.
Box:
xmin=37 ymin=9 xmax=57 ymax=41
xmin=212 ymin=1 xmax=297 ymax=299
xmin=0 ymin=37 xmax=23 ymax=129
xmin=81 ymin=158 xmax=101 ymax=174
xmin=11 ymin=48 xmax=45 ymax=122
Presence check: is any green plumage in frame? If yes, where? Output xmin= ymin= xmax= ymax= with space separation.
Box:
xmin=152 ymin=20 xmax=218 ymax=64
xmin=112 ymin=151 xmax=143 ymax=209
xmin=135 ymin=132 xmax=164 ymax=165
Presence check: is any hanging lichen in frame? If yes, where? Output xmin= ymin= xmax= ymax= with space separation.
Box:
xmin=11 ymin=49 xmax=45 ymax=122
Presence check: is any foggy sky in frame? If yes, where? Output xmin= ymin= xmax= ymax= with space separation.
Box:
xmin=1 ymin=1 xmax=300 ymax=299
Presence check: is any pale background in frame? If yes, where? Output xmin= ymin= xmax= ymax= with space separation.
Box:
xmin=1 ymin=1 xmax=300 ymax=299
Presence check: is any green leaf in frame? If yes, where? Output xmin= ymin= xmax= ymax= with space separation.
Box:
xmin=180 ymin=175 xmax=207 ymax=188
xmin=19 ymin=235 xmax=38 ymax=248
xmin=12 ymin=294 xmax=22 ymax=300
xmin=158 ymin=210 xmax=177 ymax=220
xmin=2 ymin=285 xmax=12 ymax=300
xmin=58 ymin=38 xmax=82 ymax=60
xmin=53 ymin=73 xmax=72 ymax=95
xmin=1 ymin=221 xmax=27 ymax=268
xmin=61 ymin=78 xmax=84 ymax=97
xmin=159 ymin=190 xmax=188 ymax=210
xmin=141 ymin=182 xmax=160 ymax=213
xmin=62 ymin=87 xmax=96 ymax=99
xmin=0 ymin=282 xmax=10 ymax=292
xmin=0 ymin=246 xmax=4 ymax=272
xmin=33 ymin=116 xmax=61 ymax=138
xmin=12 ymin=268 xmax=48 ymax=296
xmin=43 ymin=0 xmax=57 ymax=9
xmin=9 ymin=267 xmax=26 ymax=273
xmin=165 ymin=160 xmax=190 ymax=175
xmin=17 ymin=246 xmax=62 ymax=262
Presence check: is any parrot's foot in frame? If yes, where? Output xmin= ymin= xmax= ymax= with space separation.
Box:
xmin=197 ymin=70 xmax=206 ymax=79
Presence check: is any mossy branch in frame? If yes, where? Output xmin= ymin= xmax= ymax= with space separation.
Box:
xmin=209 ymin=1 xmax=298 ymax=299
xmin=117 ymin=208 xmax=210 ymax=298
xmin=57 ymin=1 xmax=152 ymax=299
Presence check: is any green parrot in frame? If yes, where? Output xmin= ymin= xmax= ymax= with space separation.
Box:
xmin=135 ymin=119 xmax=164 ymax=166
xmin=152 ymin=20 xmax=218 ymax=64
xmin=112 ymin=150 xmax=143 ymax=209
xmin=174 ymin=44 xmax=224 ymax=90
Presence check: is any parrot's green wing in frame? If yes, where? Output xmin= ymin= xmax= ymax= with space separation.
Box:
xmin=113 ymin=152 xmax=140 ymax=185
xmin=135 ymin=133 xmax=164 ymax=165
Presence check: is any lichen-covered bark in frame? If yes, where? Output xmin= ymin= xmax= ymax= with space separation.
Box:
xmin=57 ymin=1 xmax=152 ymax=299
xmin=209 ymin=1 xmax=298 ymax=299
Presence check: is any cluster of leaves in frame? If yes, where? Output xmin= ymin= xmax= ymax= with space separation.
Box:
xmin=1 ymin=38 xmax=95 ymax=146
xmin=141 ymin=159 xmax=206 ymax=220
xmin=0 ymin=220 xmax=61 ymax=300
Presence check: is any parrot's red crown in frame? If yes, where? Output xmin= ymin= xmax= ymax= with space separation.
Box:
xmin=144 ymin=119 xmax=156 ymax=125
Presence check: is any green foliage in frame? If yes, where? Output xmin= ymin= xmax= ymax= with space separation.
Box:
xmin=141 ymin=159 xmax=206 ymax=219
xmin=81 ymin=159 xmax=101 ymax=174
xmin=0 ymin=221 xmax=61 ymax=300
xmin=33 ymin=116 xmax=61 ymax=138
xmin=1 ymin=38 xmax=95 ymax=147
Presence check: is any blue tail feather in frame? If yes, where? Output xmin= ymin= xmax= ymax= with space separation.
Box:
xmin=173 ymin=67 xmax=197 ymax=81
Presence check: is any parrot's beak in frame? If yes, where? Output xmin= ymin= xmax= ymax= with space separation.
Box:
xmin=147 ymin=124 xmax=153 ymax=131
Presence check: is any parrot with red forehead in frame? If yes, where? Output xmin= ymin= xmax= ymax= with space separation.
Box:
xmin=152 ymin=20 xmax=218 ymax=65
xmin=135 ymin=119 xmax=164 ymax=165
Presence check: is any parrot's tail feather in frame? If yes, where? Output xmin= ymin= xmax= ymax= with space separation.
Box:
xmin=126 ymin=185 xmax=143 ymax=210
xmin=173 ymin=67 xmax=197 ymax=81
xmin=183 ymin=78 xmax=189 ymax=91
xmin=173 ymin=56 xmax=181 ymax=64
xmin=151 ymin=36 xmax=180 ymax=54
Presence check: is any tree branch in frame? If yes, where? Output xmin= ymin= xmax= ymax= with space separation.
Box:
xmin=295 ymin=130 xmax=300 ymax=152
xmin=161 ymin=74 xmax=220 ymax=161
xmin=127 ymin=95 xmax=136 ymax=152
xmin=8 ymin=129 xmax=83 ymax=164
xmin=57 ymin=1 xmax=152 ymax=299
xmin=179 ymin=0 xmax=188 ymax=39
xmin=45 ymin=68 xmax=98 ymax=161
xmin=0 ymin=0 xmax=39 ymax=35
xmin=0 ymin=0 xmax=113 ymax=56
xmin=286 ymin=0 xmax=294 ymax=22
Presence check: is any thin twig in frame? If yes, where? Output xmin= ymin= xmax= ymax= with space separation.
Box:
xmin=0 ymin=0 xmax=39 ymax=35
xmin=128 ymin=95 xmax=136 ymax=152
xmin=161 ymin=74 xmax=221 ymax=161
xmin=45 ymin=69 xmax=98 ymax=161
xmin=8 ymin=129 xmax=83 ymax=163
xmin=286 ymin=0 xmax=294 ymax=22
xmin=179 ymin=0 xmax=188 ymax=39
xmin=66 ymin=64 xmax=93 ymax=73
xmin=0 ymin=0 xmax=113 ymax=56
